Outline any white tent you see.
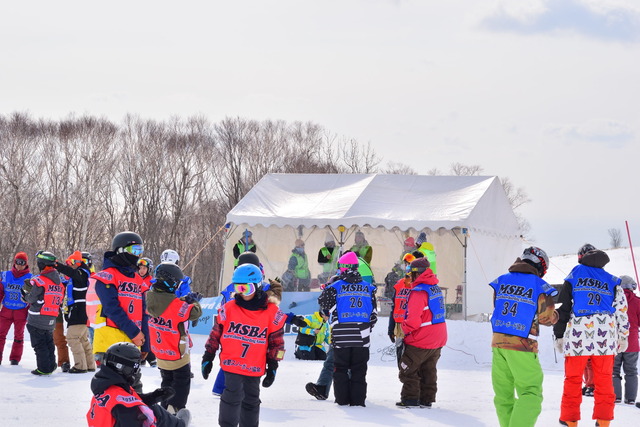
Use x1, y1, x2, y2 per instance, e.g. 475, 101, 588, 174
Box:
223, 173, 523, 319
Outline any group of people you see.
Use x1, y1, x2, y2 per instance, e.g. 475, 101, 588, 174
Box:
0, 232, 202, 426
489, 243, 638, 427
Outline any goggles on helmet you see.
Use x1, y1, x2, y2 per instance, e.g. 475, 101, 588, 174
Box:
234, 283, 256, 296
137, 258, 151, 267
119, 244, 144, 257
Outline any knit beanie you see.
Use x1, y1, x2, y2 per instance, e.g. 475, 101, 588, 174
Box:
338, 252, 359, 272
620, 275, 637, 291
416, 232, 427, 246
404, 237, 415, 247
409, 257, 430, 274
15, 252, 28, 262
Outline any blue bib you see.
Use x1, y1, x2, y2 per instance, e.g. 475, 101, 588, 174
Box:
412, 283, 446, 324
490, 272, 556, 338
330, 280, 375, 323
565, 265, 618, 317
1, 271, 32, 310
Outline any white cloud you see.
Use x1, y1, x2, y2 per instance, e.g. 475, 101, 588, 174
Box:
545, 118, 635, 146
481, 0, 640, 42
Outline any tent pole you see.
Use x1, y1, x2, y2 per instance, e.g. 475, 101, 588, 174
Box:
463, 229, 468, 321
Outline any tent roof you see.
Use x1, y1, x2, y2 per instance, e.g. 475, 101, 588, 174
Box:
227, 173, 520, 235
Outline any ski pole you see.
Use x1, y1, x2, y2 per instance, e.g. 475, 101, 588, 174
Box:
625, 221, 639, 286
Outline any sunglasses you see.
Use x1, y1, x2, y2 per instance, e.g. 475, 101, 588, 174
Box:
15, 259, 26, 266
234, 283, 256, 296
120, 244, 144, 257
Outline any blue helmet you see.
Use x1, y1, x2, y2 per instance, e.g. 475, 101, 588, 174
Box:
232, 263, 262, 285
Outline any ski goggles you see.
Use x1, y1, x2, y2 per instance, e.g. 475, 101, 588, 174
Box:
137, 258, 151, 267
234, 283, 257, 296
120, 244, 144, 257
14, 259, 26, 266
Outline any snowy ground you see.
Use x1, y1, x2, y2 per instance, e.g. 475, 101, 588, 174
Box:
1, 248, 639, 426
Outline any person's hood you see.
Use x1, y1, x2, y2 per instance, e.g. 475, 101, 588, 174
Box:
508, 258, 541, 276
90, 365, 130, 396
146, 288, 177, 318
412, 269, 439, 286
578, 249, 610, 268
338, 268, 363, 284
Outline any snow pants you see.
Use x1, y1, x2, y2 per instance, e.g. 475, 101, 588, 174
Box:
219, 371, 260, 427
491, 347, 543, 427
160, 363, 192, 411
561, 355, 615, 422
583, 358, 594, 388
613, 351, 638, 403
53, 319, 69, 366
151, 404, 187, 427
27, 324, 56, 373
0, 306, 28, 363
66, 324, 95, 371
398, 344, 441, 404
317, 346, 335, 394
333, 346, 369, 406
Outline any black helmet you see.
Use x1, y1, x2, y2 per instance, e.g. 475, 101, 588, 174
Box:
81, 251, 93, 268
578, 243, 597, 262
237, 251, 260, 268
111, 231, 144, 253
35, 250, 57, 271
521, 246, 549, 278
104, 342, 141, 385
153, 262, 184, 293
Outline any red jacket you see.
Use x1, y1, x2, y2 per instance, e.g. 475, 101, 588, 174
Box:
401, 269, 447, 350
624, 289, 640, 353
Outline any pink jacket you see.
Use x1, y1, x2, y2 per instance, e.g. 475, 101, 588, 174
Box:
401, 269, 447, 349
624, 289, 640, 353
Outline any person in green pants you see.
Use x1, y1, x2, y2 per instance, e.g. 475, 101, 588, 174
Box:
489, 246, 559, 427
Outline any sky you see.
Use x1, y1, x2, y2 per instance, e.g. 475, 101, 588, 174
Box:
1, 0, 639, 256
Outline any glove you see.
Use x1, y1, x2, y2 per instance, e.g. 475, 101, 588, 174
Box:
291, 316, 308, 328
139, 387, 176, 406
389, 333, 395, 343
285, 312, 296, 324
554, 338, 564, 354
262, 360, 278, 388
183, 292, 203, 304
618, 337, 629, 353
202, 352, 215, 380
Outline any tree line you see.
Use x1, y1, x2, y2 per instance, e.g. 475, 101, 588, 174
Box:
0, 112, 530, 295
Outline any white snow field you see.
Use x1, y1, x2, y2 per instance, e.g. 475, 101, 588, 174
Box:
1, 247, 639, 426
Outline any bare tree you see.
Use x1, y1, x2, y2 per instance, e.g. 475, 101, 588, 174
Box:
383, 161, 417, 175
450, 162, 483, 176
608, 228, 623, 249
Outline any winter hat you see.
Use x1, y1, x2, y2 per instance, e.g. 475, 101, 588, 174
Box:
620, 275, 637, 291
295, 239, 305, 248
409, 257, 430, 274
14, 252, 28, 262
325, 233, 335, 244
416, 232, 428, 246
404, 237, 415, 247
577, 243, 596, 262
338, 251, 359, 272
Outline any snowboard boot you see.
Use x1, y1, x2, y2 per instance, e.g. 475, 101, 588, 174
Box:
68, 367, 87, 374
305, 383, 328, 400
10, 360, 19, 365
596, 420, 611, 427
176, 408, 191, 426
559, 420, 577, 427
61, 362, 71, 373
420, 401, 432, 408
396, 399, 420, 408
582, 387, 594, 397
31, 369, 53, 376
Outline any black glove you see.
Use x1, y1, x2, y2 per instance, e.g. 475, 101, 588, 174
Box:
202, 352, 215, 380
262, 360, 278, 388
139, 387, 175, 406
291, 316, 308, 328
184, 292, 203, 304
389, 334, 395, 343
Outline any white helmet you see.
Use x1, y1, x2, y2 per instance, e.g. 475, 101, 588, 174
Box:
160, 249, 180, 265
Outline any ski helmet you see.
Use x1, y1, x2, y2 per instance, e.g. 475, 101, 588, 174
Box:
232, 263, 263, 285
153, 262, 184, 293
104, 342, 141, 385
338, 251, 359, 272
111, 231, 144, 256
160, 249, 180, 265
81, 251, 93, 268
521, 246, 549, 277
237, 251, 260, 268
137, 257, 153, 273
577, 243, 597, 262
35, 250, 57, 271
